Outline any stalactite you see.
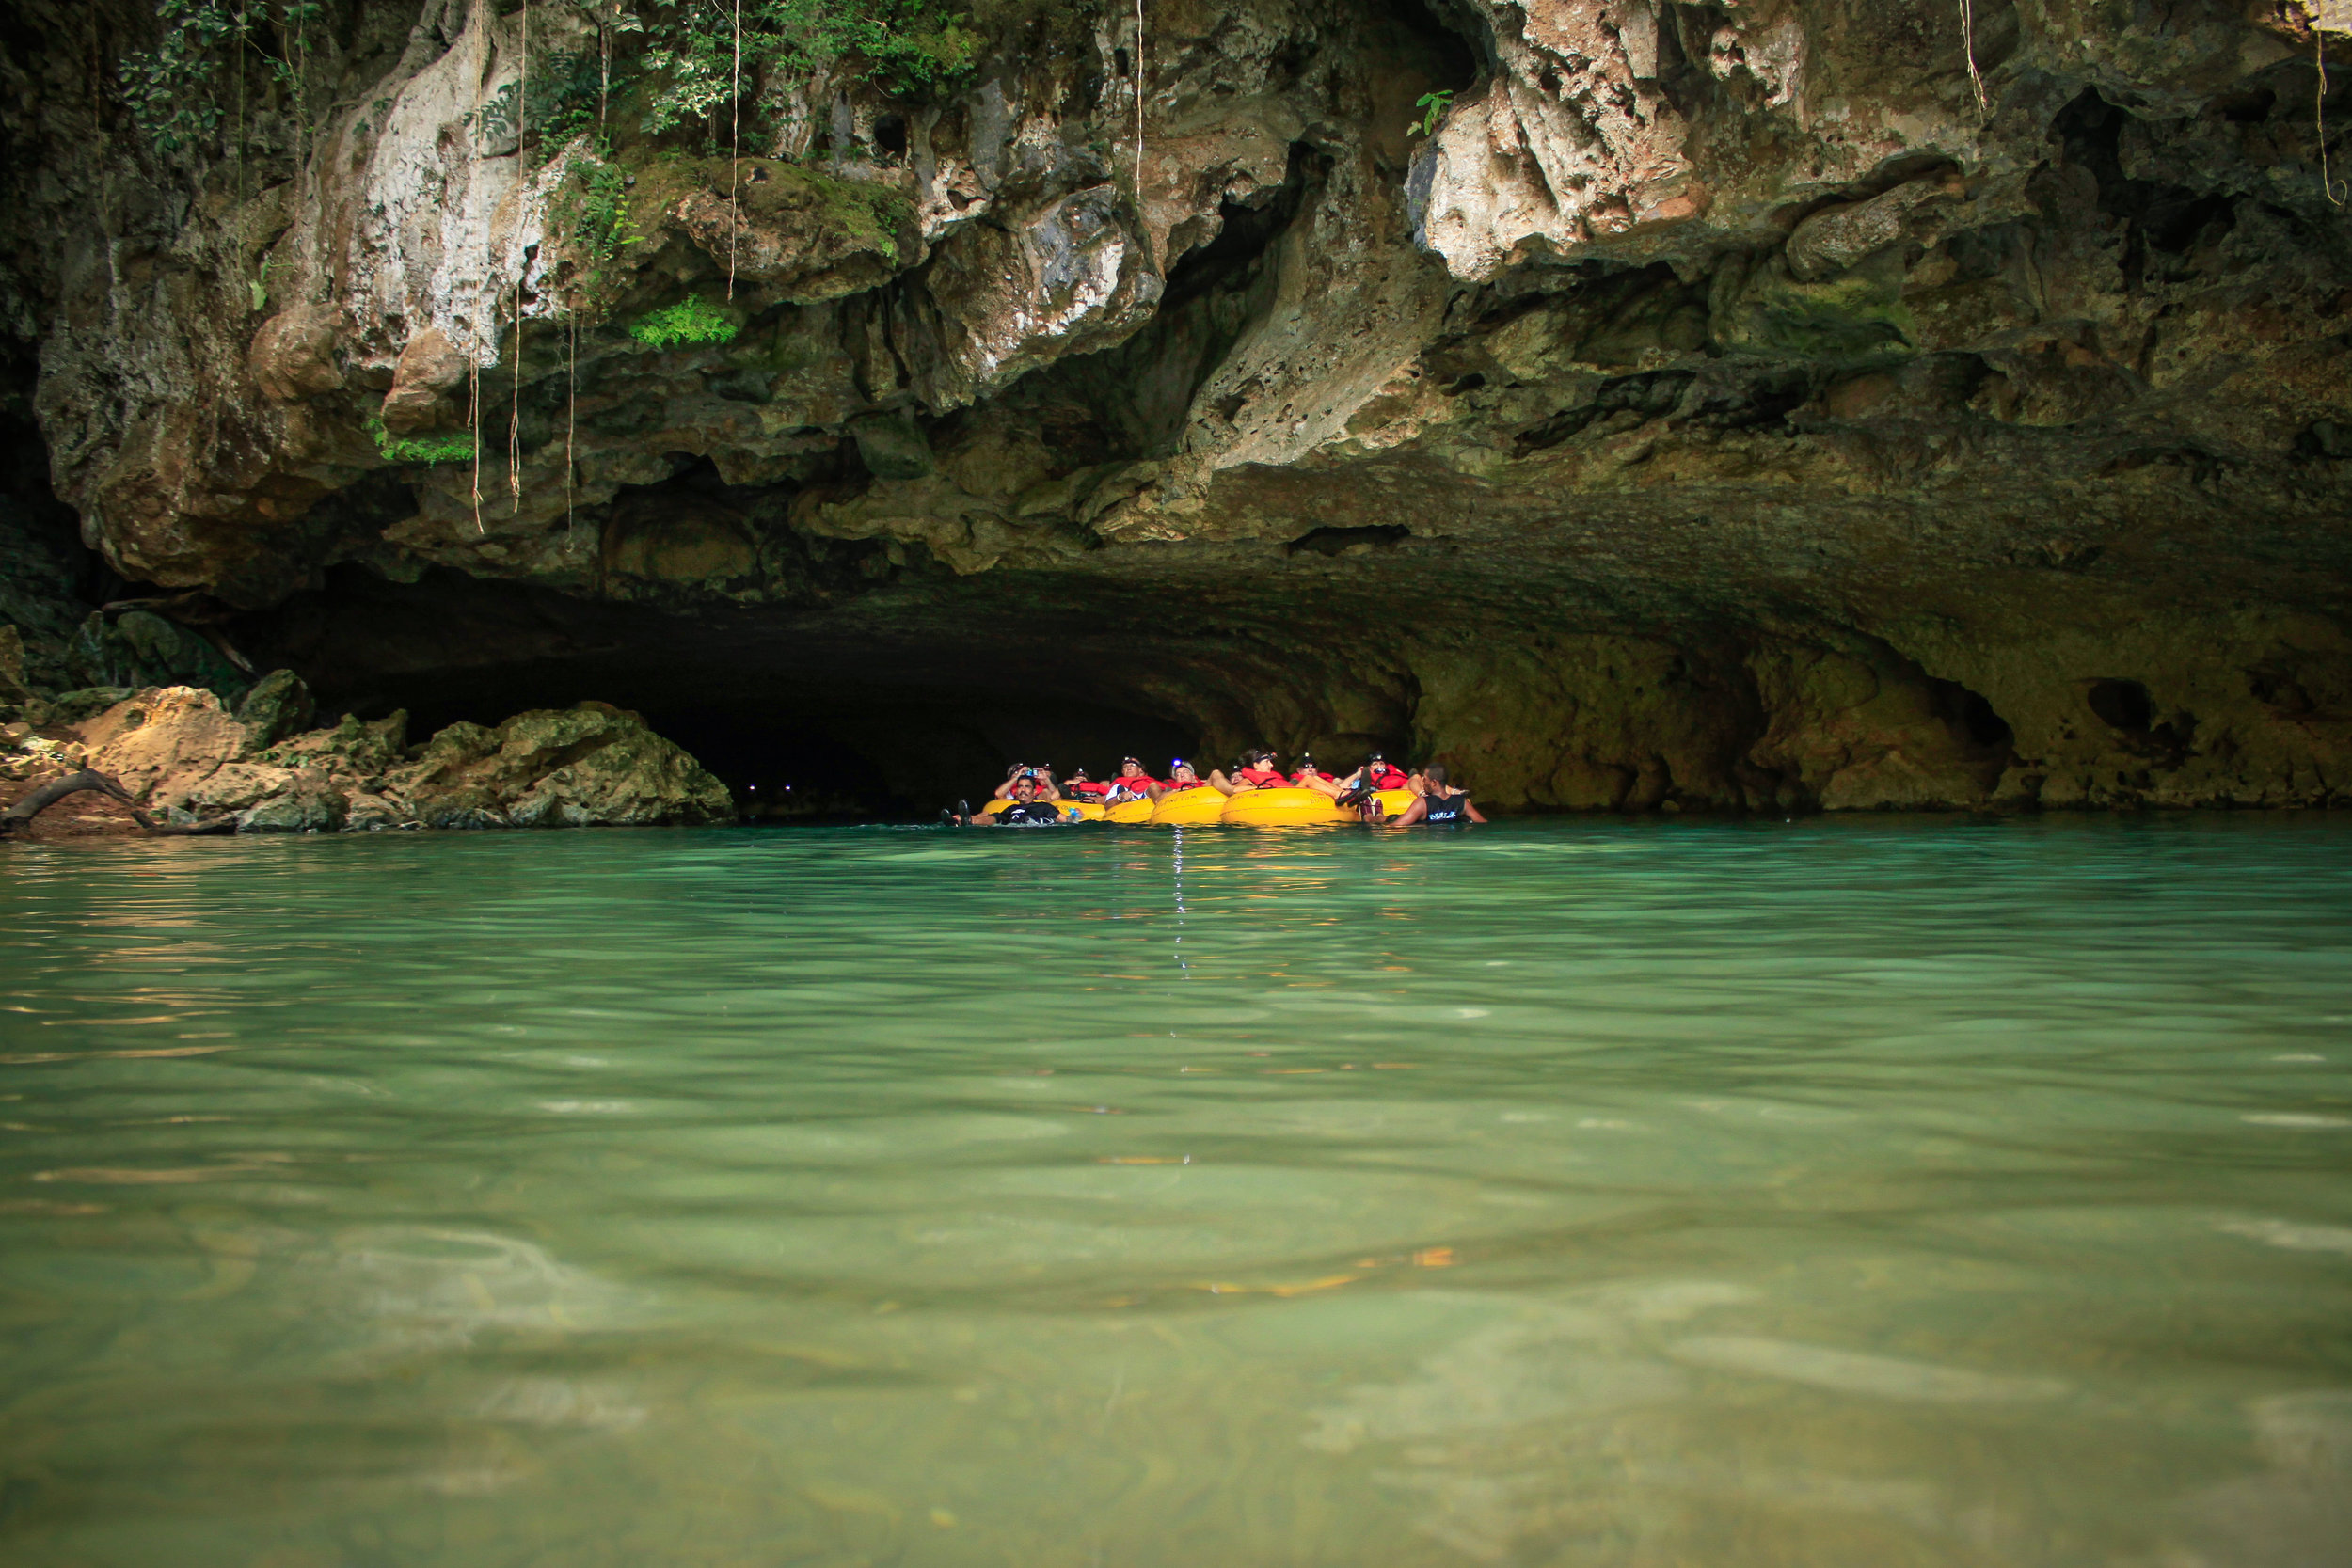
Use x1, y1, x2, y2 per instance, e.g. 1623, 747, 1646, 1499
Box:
1135, 0, 1146, 196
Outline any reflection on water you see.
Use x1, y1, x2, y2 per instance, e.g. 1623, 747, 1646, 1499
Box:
1, 817, 2348, 1566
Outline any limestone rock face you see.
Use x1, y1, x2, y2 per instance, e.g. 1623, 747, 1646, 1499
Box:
381, 703, 734, 828
77, 686, 256, 802
247, 301, 347, 404
2, 1, 2349, 812
378, 328, 471, 435
23, 677, 729, 832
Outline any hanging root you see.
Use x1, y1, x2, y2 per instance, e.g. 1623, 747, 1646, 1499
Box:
469, 358, 484, 531
1959, 0, 1988, 119
2323, 21, 2349, 206
1, 770, 238, 839
727, 0, 743, 301
510, 0, 530, 512
564, 309, 577, 540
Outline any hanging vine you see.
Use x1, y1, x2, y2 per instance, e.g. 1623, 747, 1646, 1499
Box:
564, 309, 578, 539
469, 5, 487, 534
511, 0, 531, 514
1959, 0, 1988, 119
727, 0, 742, 300
2321, 16, 2348, 206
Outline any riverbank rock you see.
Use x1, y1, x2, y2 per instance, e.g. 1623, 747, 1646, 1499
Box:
380, 703, 735, 829
0, 674, 731, 835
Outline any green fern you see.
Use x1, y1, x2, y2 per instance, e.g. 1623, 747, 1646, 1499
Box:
628, 294, 739, 348
365, 416, 476, 466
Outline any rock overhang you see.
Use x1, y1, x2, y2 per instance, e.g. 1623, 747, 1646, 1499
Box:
0, 0, 2345, 813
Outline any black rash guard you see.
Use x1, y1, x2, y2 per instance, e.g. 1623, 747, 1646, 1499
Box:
1422, 791, 1470, 824
998, 800, 1067, 825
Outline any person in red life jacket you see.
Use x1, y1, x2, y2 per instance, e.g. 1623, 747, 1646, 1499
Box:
1381, 764, 1486, 826
1063, 768, 1113, 800
1291, 752, 1339, 786
1332, 752, 1411, 805
1098, 757, 1159, 801
1146, 759, 1204, 800
1212, 749, 1287, 795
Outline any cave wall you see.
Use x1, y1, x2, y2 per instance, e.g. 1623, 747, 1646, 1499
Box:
2, 0, 2349, 810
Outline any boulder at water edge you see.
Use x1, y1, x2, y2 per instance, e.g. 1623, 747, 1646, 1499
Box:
26, 678, 732, 832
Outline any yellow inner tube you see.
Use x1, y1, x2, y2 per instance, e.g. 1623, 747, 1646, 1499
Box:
1220, 786, 1351, 826
1371, 787, 1418, 816
1149, 786, 1227, 825
1103, 797, 1155, 823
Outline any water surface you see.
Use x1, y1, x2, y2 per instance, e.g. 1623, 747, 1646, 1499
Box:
2, 818, 2348, 1566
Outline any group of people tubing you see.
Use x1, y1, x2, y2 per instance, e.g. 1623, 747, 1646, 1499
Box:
945, 750, 1486, 827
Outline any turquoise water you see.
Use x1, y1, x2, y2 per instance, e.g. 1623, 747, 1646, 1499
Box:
1, 817, 2348, 1567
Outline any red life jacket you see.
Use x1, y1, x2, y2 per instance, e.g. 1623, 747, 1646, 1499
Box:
1112, 773, 1161, 793
1290, 769, 1334, 785
1068, 779, 1112, 797
1237, 767, 1285, 787
1366, 765, 1408, 790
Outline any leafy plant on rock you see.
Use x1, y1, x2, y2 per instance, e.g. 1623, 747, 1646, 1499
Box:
118, 0, 325, 157
628, 294, 739, 348
555, 150, 641, 268
1407, 89, 1454, 138
637, 0, 980, 141
365, 417, 476, 467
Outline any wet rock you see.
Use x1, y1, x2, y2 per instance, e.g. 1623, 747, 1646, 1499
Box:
343, 792, 404, 832
238, 773, 349, 833
411, 786, 511, 831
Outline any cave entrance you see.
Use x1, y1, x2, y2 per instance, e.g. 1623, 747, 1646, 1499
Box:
246, 566, 1203, 823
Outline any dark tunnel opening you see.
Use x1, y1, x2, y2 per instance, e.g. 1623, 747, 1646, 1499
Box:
243, 565, 1204, 822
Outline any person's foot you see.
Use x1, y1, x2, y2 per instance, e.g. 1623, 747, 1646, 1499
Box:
939, 807, 955, 827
